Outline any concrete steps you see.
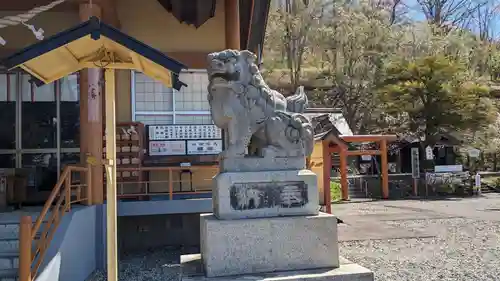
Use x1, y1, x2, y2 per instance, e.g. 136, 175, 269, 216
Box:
348, 187, 366, 199
348, 182, 367, 199
0, 221, 22, 281
0, 210, 44, 281
0, 269, 18, 281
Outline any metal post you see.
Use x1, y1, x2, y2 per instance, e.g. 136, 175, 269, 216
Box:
104, 68, 118, 281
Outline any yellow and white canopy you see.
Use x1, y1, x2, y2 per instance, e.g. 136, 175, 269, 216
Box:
2, 16, 186, 90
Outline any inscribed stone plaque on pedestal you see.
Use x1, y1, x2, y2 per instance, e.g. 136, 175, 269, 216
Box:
230, 181, 308, 210
212, 169, 319, 220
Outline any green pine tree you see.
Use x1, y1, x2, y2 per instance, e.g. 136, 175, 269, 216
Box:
377, 55, 497, 146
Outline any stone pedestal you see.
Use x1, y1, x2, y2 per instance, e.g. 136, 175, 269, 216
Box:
181, 255, 374, 281
200, 213, 339, 277
212, 169, 319, 220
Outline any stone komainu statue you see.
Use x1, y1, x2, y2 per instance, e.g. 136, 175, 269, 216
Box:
206, 49, 314, 159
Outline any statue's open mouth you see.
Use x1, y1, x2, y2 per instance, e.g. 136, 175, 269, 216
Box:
209, 71, 240, 82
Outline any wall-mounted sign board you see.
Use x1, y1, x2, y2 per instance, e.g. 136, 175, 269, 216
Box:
148, 124, 222, 140
187, 140, 223, 155
149, 140, 186, 156
146, 124, 224, 156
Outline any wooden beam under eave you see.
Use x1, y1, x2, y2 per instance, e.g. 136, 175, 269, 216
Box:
346, 150, 380, 156
59, 47, 80, 67
130, 52, 144, 72
18, 64, 48, 84
340, 135, 398, 143
81, 62, 136, 69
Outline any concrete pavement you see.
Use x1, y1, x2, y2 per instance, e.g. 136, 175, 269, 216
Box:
333, 193, 500, 241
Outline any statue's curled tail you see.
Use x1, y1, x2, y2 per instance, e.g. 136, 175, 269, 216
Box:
286, 86, 308, 113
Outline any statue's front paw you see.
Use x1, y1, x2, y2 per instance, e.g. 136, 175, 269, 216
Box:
220, 148, 245, 159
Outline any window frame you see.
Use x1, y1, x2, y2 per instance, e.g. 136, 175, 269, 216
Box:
131, 69, 212, 124
0, 71, 80, 176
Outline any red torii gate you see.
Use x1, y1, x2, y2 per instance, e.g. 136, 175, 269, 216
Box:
320, 132, 397, 213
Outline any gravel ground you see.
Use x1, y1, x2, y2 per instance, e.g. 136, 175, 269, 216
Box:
86, 247, 182, 281
87, 199, 500, 281
340, 218, 500, 281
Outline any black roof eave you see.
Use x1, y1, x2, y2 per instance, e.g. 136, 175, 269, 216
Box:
240, 0, 271, 54
314, 128, 350, 147
2, 16, 187, 90
249, 0, 271, 55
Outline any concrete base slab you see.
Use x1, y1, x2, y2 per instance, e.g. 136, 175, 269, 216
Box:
213, 169, 319, 220
181, 254, 373, 281
337, 219, 436, 242
200, 213, 338, 277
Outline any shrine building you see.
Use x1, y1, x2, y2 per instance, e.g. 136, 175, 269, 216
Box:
0, 1, 271, 280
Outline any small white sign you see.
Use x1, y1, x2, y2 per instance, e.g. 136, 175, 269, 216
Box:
361, 155, 372, 161
187, 140, 223, 155
434, 165, 463, 173
149, 140, 186, 156
425, 146, 434, 160
474, 173, 481, 188
468, 148, 480, 158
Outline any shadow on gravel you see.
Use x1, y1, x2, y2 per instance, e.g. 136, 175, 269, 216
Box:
387, 197, 465, 201
340, 195, 487, 203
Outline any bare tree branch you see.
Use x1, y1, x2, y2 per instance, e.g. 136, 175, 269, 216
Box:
475, 0, 500, 41
416, 0, 489, 31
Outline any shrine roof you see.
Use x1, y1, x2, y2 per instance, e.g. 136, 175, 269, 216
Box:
2, 16, 187, 90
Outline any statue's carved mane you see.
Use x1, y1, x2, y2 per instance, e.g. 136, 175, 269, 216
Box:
208, 50, 281, 111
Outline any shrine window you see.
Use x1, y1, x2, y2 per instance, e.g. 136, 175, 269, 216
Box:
131, 70, 212, 125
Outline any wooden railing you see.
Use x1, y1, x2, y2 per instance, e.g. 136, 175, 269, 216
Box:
19, 164, 91, 281
116, 166, 218, 199
18, 165, 215, 281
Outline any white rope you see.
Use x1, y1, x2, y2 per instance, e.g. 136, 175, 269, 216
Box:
0, 0, 67, 45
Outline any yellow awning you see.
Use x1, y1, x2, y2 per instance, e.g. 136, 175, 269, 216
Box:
2, 16, 186, 90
